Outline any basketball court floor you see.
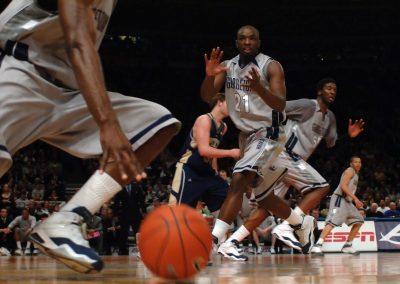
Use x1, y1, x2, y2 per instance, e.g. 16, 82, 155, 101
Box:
0, 253, 399, 283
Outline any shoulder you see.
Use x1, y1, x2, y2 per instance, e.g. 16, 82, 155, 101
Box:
193, 114, 212, 130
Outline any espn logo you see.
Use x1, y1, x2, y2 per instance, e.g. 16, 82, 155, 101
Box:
325, 232, 375, 242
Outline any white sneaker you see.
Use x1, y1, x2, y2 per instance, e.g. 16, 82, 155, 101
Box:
269, 247, 276, 254
310, 243, 324, 256
29, 208, 103, 273
217, 240, 248, 261
293, 215, 316, 254
272, 223, 302, 252
341, 243, 359, 255
14, 248, 23, 256
255, 246, 263, 254
31, 249, 39, 256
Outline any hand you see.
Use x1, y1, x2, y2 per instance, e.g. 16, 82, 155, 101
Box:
3, 228, 11, 234
242, 67, 263, 93
230, 148, 241, 159
348, 119, 365, 138
204, 47, 228, 77
99, 121, 147, 182
355, 199, 363, 209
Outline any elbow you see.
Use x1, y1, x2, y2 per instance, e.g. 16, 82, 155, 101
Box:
198, 147, 210, 158
274, 101, 286, 113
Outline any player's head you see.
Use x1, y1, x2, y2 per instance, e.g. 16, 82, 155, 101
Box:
0, 208, 7, 217
349, 156, 362, 172
316, 77, 337, 106
236, 25, 261, 57
210, 92, 228, 116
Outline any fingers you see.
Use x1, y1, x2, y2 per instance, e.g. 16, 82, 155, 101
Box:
204, 53, 209, 64
98, 149, 110, 174
99, 148, 146, 182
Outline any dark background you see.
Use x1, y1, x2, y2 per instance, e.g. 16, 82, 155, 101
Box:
1, 0, 399, 185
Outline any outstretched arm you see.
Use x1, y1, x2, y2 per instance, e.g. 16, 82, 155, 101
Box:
194, 115, 240, 159
200, 47, 228, 103
58, 0, 145, 181
348, 119, 365, 138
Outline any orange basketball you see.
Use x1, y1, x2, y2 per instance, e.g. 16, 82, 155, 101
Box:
138, 204, 212, 280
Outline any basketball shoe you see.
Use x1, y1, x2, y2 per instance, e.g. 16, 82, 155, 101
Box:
29, 207, 103, 273
310, 243, 324, 256
273, 215, 316, 254
217, 240, 248, 261
341, 243, 359, 255
294, 215, 316, 254
272, 222, 302, 252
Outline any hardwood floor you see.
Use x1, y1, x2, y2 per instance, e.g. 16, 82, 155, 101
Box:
0, 253, 399, 283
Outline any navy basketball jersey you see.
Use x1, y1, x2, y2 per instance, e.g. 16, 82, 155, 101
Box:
179, 113, 225, 173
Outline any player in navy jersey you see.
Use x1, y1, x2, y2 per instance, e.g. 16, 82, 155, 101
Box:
168, 93, 240, 213
0, 0, 180, 272
200, 25, 315, 261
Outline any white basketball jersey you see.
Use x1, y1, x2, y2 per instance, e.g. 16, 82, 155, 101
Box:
333, 167, 359, 201
0, 0, 117, 89
284, 99, 337, 160
224, 53, 286, 133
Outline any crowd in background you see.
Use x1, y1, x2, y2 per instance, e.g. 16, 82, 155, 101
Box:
1, 0, 400, 254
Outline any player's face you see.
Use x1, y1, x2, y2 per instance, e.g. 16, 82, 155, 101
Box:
220, 100, 229, 117
318, 83, 337, 106
350, 157, 362, 173
236, 28, 260, 56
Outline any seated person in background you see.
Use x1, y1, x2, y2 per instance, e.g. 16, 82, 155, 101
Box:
5, 208, 37, 255
366, 203, 384, 218
383, 202, 400, 218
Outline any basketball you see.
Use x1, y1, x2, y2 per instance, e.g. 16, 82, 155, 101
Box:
138, 204, 212, 280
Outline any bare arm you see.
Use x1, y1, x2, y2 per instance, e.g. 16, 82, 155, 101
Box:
200, 47, 228, 103
340, 168, 363, 208
243, 61, 286, 112
58, 0, 144, 181
193, 115, 240, 159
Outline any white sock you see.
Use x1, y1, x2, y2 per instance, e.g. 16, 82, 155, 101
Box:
285, 209, 303, 226
26, 241, 31, 249
62, 170, 122, 214
17, 241, 21, 249
317, 238, 324, 245
212, 219, 231, 244
227, 225, 250, 243
294, 206, 305, 216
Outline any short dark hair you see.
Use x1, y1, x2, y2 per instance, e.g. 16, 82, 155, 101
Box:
350, 155, 361, 162
316, 77, 336, 92
209, 92, 226, 109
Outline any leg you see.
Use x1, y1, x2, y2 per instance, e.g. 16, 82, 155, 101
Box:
29, 125, 178, 273
341, 223, 363, 255
298, 186, 330, 213
217, 171, 255, 225
14, 229, 23, 255
347, 223, 362, 243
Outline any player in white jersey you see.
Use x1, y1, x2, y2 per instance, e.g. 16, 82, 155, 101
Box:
200, 25, 315, 261
221, 78, 365, 256
311, 156, 364, 256
0, 0, 180, 272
